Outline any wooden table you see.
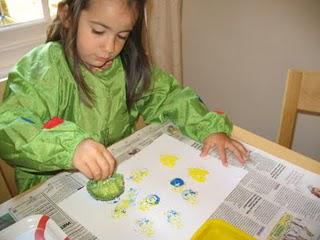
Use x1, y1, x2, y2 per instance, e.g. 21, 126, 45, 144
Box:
1, 124, 320, 239
232, 126, 320, 174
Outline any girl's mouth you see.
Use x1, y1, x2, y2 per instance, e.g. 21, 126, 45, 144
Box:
96, 56, 111, 62
89, 58, 113, 72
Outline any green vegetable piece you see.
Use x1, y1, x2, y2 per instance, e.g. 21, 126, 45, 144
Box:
86, 173, 125, 201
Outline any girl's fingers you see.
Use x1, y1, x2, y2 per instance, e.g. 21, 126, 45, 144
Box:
232, 140, 248, 156
96, 154, 111, 180
72, 140, 118, 180
227, 142, 246, 164
200, 134, 249, 166
81, 162, 94, 179
87, 158, 102, 180
218, 144, 227, 166
200, 142, 211, 157
102, 150, 116, 177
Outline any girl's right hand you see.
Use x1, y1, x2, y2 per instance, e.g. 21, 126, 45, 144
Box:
73, 139, 116, 180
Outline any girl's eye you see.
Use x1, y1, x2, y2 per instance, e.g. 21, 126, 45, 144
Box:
92, 29, 104, 35
117, 34, 129, 40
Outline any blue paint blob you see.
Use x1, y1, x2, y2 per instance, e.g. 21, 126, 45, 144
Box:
170, 178, 185, 187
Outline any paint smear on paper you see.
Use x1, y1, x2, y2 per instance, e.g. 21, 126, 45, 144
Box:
112, 188, 138, 219
129, 168, 149, 183
160, 154, 179, 168
181, 189, 198, 204
138, 194, 160, 212
134, 218, 155, 237
164, 209, 182, 229
188, 168, 209, 183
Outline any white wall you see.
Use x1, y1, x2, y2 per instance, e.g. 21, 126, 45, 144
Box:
182, 0, 320, 160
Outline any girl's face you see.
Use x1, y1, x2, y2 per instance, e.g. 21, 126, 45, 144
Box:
77, 0, 136, 72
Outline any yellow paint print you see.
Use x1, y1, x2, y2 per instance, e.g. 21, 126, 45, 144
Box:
160, 154, 179, 168
112, 199, 130, 219
111, 188, 138, 219
129, 169, 149, 183
188, 168, 209, 183
135, 218, 155, 237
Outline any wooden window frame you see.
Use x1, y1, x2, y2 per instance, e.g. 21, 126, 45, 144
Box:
0, 0, 53, 78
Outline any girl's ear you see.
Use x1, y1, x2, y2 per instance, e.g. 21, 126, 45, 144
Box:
58, 2, 71, 28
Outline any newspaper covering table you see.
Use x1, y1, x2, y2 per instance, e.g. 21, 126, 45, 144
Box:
0, 122, 319, 239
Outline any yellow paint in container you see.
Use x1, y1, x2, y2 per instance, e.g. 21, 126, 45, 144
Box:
192, 219, 256, 240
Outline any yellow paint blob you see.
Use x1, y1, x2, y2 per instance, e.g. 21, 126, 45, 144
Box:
188, 168, 209, 183
160, 154, 179, 168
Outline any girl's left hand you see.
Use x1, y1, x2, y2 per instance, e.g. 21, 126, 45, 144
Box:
200, 133, 248, 166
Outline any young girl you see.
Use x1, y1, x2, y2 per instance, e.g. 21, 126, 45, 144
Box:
0, 0, 247, 193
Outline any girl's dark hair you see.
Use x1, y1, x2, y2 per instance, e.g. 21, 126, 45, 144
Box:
46, 0, 151, 109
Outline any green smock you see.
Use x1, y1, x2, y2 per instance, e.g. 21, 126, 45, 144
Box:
0, 42, 232, 192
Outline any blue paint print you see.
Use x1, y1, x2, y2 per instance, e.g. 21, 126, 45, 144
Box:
164, 209, 182, 229
146, 194, 160, 205
138, 194, 160, 212
127, 188, 139, 205
182, 189, 198, 204
170, 178, 185, 187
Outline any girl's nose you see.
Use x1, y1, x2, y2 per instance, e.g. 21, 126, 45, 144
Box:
103, 37, 115, 55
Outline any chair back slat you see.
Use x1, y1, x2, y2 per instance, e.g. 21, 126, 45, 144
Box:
298, 72, 320, 114
0, 79, 6, 101
277, 69, 320, 149
0, 78, 18, 200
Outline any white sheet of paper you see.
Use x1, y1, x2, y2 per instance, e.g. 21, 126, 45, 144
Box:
59, 134, 247, 239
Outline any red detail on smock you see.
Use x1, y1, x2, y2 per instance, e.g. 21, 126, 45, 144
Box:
43, 117, 64, 129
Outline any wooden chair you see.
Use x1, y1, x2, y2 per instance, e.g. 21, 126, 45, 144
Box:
0, 79, 18, 203
277, 69, 320, 148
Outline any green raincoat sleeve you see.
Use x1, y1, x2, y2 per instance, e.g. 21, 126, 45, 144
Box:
0, 44, 90, 190
135, 68, 233, 142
